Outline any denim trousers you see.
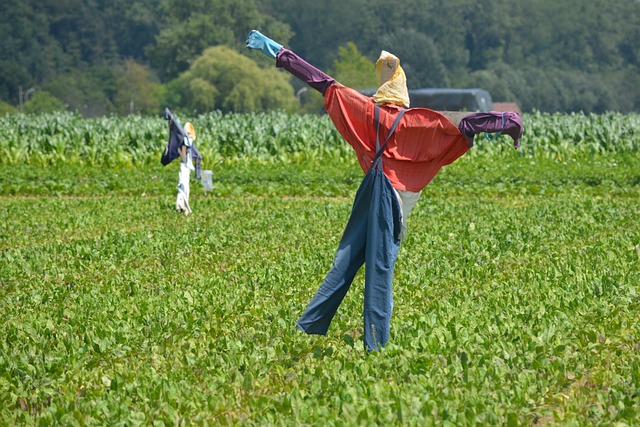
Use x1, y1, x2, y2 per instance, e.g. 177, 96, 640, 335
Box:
296, 166, 402, 351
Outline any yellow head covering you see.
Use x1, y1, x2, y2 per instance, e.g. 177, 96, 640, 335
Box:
372, 51, 410, 108
184, 122, 196, 141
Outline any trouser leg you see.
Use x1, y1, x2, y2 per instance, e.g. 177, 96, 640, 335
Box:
297, 170, 401, 351
363, 174, 401, 352
296, 179, 372, 334
176, 162, 192, 215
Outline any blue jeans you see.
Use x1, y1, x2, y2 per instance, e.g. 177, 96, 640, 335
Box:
296, 167, 402, 351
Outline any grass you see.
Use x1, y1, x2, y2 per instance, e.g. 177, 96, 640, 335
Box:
1, 150, 639, 426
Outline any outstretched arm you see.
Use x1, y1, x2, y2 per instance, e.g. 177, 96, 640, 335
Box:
246, 30, 336, 95
458, 111, 523, 148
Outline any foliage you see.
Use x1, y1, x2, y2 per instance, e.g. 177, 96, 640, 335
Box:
147, 0, 293, 81
330, 43, 379, 90
167, 46, 299, 114
297, 90, 325, 116
252, 0, 640, 114
0, 100, 17, 115
379, 28, 450, 89
1, 114, 639, 424
0, 1, 58, 101
0, 112, 166, 167
41, 67, 118, 117
294, 41, 378, 116
114, 60, 162, 116
1, 111, 639, 168
0, 0, 161, 100
23, 91, 66, 115
1, 0, 639, 114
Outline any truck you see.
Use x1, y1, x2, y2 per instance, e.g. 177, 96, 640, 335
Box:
358, 88, 493, 112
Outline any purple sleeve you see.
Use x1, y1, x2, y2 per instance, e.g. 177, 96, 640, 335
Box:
275, 48, 337, 95
458, 111, 523, 148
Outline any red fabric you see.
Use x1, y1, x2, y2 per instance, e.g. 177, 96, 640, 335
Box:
324, 84, 471, 192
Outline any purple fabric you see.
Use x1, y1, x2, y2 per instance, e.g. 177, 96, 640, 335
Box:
276, 48, 337, 95
458, 111, 523, 148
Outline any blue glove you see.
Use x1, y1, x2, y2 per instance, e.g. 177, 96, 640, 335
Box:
246, 30, 283, 59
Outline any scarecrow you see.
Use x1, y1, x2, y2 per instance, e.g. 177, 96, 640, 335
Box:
246, 30, 523, 351
161, 108, 203, 215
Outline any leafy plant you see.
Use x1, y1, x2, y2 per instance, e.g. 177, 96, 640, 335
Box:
1, 112, 639, 425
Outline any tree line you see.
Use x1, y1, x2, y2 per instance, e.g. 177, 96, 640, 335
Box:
1, 0, 638, 116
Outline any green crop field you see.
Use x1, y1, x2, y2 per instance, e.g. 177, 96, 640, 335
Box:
1, 111, 639, 426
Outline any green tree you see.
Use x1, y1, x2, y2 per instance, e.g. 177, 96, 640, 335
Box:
1, 0, 638, 114
379, 28, 450, 89
0, 1, 45, 103
462, 0, 512, 71
114, 60, 161, 115
100, 0, 162, 60
460, 62, 526, 105
0, 100, 16, 115
329, 42, 378, 89
23, 91, 65, 114
261, 0, 378, 69
0, 0, 160, 108
168, 45, 298, 113
293, 41, 378, 115
147, 0, 292, 81
372, 0, 470, 81
42, 67, 117, 117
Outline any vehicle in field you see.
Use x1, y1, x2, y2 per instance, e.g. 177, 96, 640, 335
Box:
358, 87, 493, 112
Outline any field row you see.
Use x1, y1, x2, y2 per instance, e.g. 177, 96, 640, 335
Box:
1, 111, 639, 166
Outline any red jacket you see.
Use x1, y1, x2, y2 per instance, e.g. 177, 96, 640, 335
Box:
324, 84, 470, 192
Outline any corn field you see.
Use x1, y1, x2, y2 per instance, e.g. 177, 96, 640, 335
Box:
1, 111, 639, 167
